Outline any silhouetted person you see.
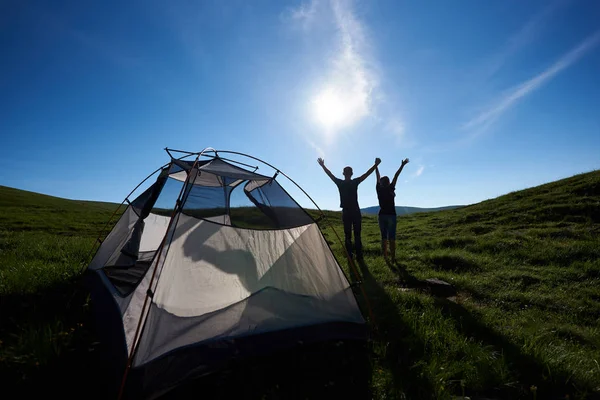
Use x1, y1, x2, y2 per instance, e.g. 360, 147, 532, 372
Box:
318, 157, 381, 260
375, 158, 409, 262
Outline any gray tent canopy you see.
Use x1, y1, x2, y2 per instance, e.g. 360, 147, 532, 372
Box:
85, 148, 367, 399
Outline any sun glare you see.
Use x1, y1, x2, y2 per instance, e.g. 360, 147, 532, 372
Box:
312, 88, 346, 130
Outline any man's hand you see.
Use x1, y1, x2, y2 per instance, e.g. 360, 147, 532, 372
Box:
402, 158, 409, 166
375, 157, 381, 166
317, 158, 325, 167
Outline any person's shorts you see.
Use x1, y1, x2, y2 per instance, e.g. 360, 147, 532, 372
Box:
378, 214, 397, 240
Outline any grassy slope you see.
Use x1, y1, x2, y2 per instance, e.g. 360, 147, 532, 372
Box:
0, 186, 120, 393
0, 186, 118, 293
1, 171, 599, 399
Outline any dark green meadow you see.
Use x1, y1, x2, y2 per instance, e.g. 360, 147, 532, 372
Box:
1, 170, 599, 399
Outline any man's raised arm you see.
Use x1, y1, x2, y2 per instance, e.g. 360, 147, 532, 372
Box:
375, 164, 381, 184
391, 158, 409, 187
317, 158, 338, 183
358, 158, 382, 183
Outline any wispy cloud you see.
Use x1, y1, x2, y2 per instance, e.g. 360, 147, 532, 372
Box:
285, 0, 381, 140
307, 139, 326, 159
414, 165, 424, 177
29, 4, 142, 71
385, 119, 405, 139
464, 30, 600, 133
480, 0, 565, 81
383, 118, 417, 148
317, 0, 377, 136
281, 0, 319, 29
69, 29, 141, 70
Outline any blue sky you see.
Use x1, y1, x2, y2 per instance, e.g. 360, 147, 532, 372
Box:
1, 0, 599, 210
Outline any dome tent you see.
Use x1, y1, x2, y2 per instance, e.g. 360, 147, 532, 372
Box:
84, 148, 367, 399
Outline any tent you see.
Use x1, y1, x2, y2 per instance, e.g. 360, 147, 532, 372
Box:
84, 148, 367, 399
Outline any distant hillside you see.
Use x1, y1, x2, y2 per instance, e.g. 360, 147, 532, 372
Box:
361, 205, 465, 216
0, 185, 119, 237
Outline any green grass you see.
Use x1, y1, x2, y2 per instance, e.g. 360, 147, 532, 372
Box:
1, 170, 600, 399
0, 186, 119, 394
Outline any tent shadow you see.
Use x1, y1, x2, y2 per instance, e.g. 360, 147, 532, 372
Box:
162, 339, 371, 400
0, 276, 115, 400
356, 258, 437, 399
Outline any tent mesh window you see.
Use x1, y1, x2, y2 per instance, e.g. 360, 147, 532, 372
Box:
231, 179, 313, 229
183, 178, 314, 230
104, 176, 183, 296
181, 174, 233, 224
151, 177, 184, 216
178, 158, 313, 230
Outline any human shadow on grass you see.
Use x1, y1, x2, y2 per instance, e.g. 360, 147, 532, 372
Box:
379, 260, 599, 400
356, 258, 437, 399
432, 294, 600, 400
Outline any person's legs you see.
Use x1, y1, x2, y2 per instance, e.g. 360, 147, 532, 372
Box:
342, 209, 354, 257
378, 215, 389, 258
353, 210, 363, 259
388, 216, 397, 262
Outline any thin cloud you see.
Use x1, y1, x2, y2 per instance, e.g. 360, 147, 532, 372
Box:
307, 139, 326, 159
481, 0, 565, 81
285, 0, 409, 149
28, 4, 141, 71
385, 119, 405, 139
282, 0, 319, 28
464, 30, 600, 133
414, 165, 424, 177
286, 0, 379, 137
69, 29, 141, 70
383, 118, 417, 148
321, 0, 377, 134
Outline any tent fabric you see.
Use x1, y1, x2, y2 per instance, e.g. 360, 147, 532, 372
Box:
150, 215, 352, 317
85, 153, 366, 399
89, 206, 139, 270
134, 287, 363, 367
138, 213, 170, 252
169, 157, 270, 184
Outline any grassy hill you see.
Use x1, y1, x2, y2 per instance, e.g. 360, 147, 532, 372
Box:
1, 170, 599, 399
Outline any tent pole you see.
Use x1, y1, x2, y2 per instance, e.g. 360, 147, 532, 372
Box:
166, 148, 260, 171
117, 154, 202, 400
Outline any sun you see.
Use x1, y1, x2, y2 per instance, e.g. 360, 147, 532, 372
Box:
312, 87, 346, 130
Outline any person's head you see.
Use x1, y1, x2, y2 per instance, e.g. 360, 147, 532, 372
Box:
380, 176, 390, 186
343, 166, 353, 179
